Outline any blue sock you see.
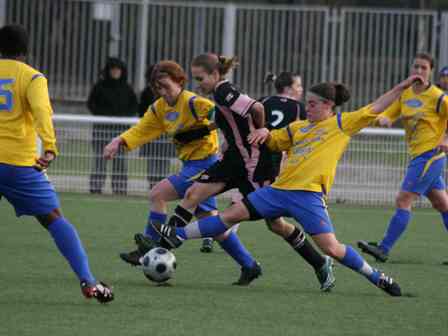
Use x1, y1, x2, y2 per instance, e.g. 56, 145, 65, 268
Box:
380, 208, 411, 254
176, 227, 187, 240
341, 245, 364, 271
341, 245, 380, 285
218, 231, 255, 268
47, 217, 96, 284
144, 211, 167, 240
198, 215, 229, 237
441, 211, 448, 231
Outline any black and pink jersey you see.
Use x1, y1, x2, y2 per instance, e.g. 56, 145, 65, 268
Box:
260, 95, 306, 130
213, 80, 274, 183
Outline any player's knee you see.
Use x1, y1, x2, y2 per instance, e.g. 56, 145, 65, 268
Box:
266, 220, 286, 236
184, 185, 201, 204
395, 195, 413, 209
431, 198, 448, 212
36, 208, 62, 229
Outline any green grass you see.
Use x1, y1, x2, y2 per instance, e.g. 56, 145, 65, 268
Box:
1, 194, 447, 336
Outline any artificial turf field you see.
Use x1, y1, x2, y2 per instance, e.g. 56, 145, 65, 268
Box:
1, 193, 447, 336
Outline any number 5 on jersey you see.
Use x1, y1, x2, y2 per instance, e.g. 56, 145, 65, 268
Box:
0, 78, 14, 111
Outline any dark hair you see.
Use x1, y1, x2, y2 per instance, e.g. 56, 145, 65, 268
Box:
0, 24, 28, 57
265, 71, 300, 94
150, 60, 187, 89
145, 64, 156, 82
191, 53, 238, 77
414, 52, 435, 69
309, 82, 350, 106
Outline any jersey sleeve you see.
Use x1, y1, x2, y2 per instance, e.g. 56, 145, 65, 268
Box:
26, 75, 59, 155
338, 104, 378, 136
120, 103, 165, 150
266, 121, 300, 152
436, 94, 448, 119
214, 81, 256, 117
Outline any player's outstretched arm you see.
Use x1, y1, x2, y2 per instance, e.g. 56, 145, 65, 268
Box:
370, 75, 424, 114
174, 122, 218, 144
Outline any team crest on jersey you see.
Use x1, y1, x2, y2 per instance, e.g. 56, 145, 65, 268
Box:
300, 124, 316, 133
225, 93, 234, 102
404, 99, 423, 108
165, 111, 180, 121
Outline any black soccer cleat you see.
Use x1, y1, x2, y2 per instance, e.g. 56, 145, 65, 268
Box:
200, 238, 214, 253
120, 233, 159, 266
232, 262, 262, 286
358, 240, 388, 262
151, 222, 184, 249
80, 281, 114, 303
119, 249, 144, 266
376, 272, 402, 297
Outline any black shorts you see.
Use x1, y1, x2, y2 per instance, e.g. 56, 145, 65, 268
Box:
196, 156, 271, 197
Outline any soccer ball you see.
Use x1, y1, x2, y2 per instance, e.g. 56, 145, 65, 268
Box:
142, 247, 177, 283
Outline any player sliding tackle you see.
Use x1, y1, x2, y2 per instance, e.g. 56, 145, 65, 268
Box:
149, 75, 425, 296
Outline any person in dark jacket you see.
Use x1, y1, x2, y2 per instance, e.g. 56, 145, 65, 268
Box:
88, 57, 138, 195
138, 65, 176, 187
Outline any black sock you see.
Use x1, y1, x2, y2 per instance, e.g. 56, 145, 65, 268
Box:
285, 227, 325, 270
168, 205, 194, 227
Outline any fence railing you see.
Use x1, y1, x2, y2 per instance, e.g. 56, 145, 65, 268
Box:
48, 114, 437, 207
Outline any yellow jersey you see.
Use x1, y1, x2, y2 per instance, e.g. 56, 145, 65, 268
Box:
268, 105, 377, 194
121, 90, 219, 161
380, 85, 448, 158
0, 59, 57, 166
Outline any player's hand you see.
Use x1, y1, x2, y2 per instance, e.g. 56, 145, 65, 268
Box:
398, 75, 425, 90
377, 116, 392, 128
437, 134, 448, 153
248, 128, 270, 145
103, 137, 124, 160
34, 151, 56, 171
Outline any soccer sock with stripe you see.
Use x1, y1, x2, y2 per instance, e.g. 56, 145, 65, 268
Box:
144, 211, 167, 241
47, 217, 96, 285
285, 227, 325, 270
380, 208, 411, 254
179, 215, 229, 239
218, 230, 256, 268
340, 245, 380, 285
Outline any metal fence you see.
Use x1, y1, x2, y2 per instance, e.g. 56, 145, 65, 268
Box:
3, 0, 447, 110
48, 115, 438, 207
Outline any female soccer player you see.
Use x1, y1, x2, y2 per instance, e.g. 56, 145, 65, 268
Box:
142, 54, 335, 289
104, 60, 261, 278
0, 24, 113, 303
358, 53, 448, 263
200, 71, 306, 253
153, 74, 425, 296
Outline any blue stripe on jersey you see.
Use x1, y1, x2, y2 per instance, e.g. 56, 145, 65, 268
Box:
150, 104, 156, 114
188, 96, 198, 120
436, 93, 446, 114
336, 112, 343, 130
31, 73, 44, 81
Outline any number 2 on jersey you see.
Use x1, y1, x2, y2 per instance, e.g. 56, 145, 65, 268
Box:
0, 78, 14, 112
270, 110, 285, 127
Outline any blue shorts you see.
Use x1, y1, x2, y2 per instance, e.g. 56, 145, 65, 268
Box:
0, 163, 60, 217
247, 186, 333, 235
168, 155, 218, 214
401, 149, 446, 196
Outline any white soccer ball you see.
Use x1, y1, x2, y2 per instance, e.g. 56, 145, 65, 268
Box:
142, 247, 177, 283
